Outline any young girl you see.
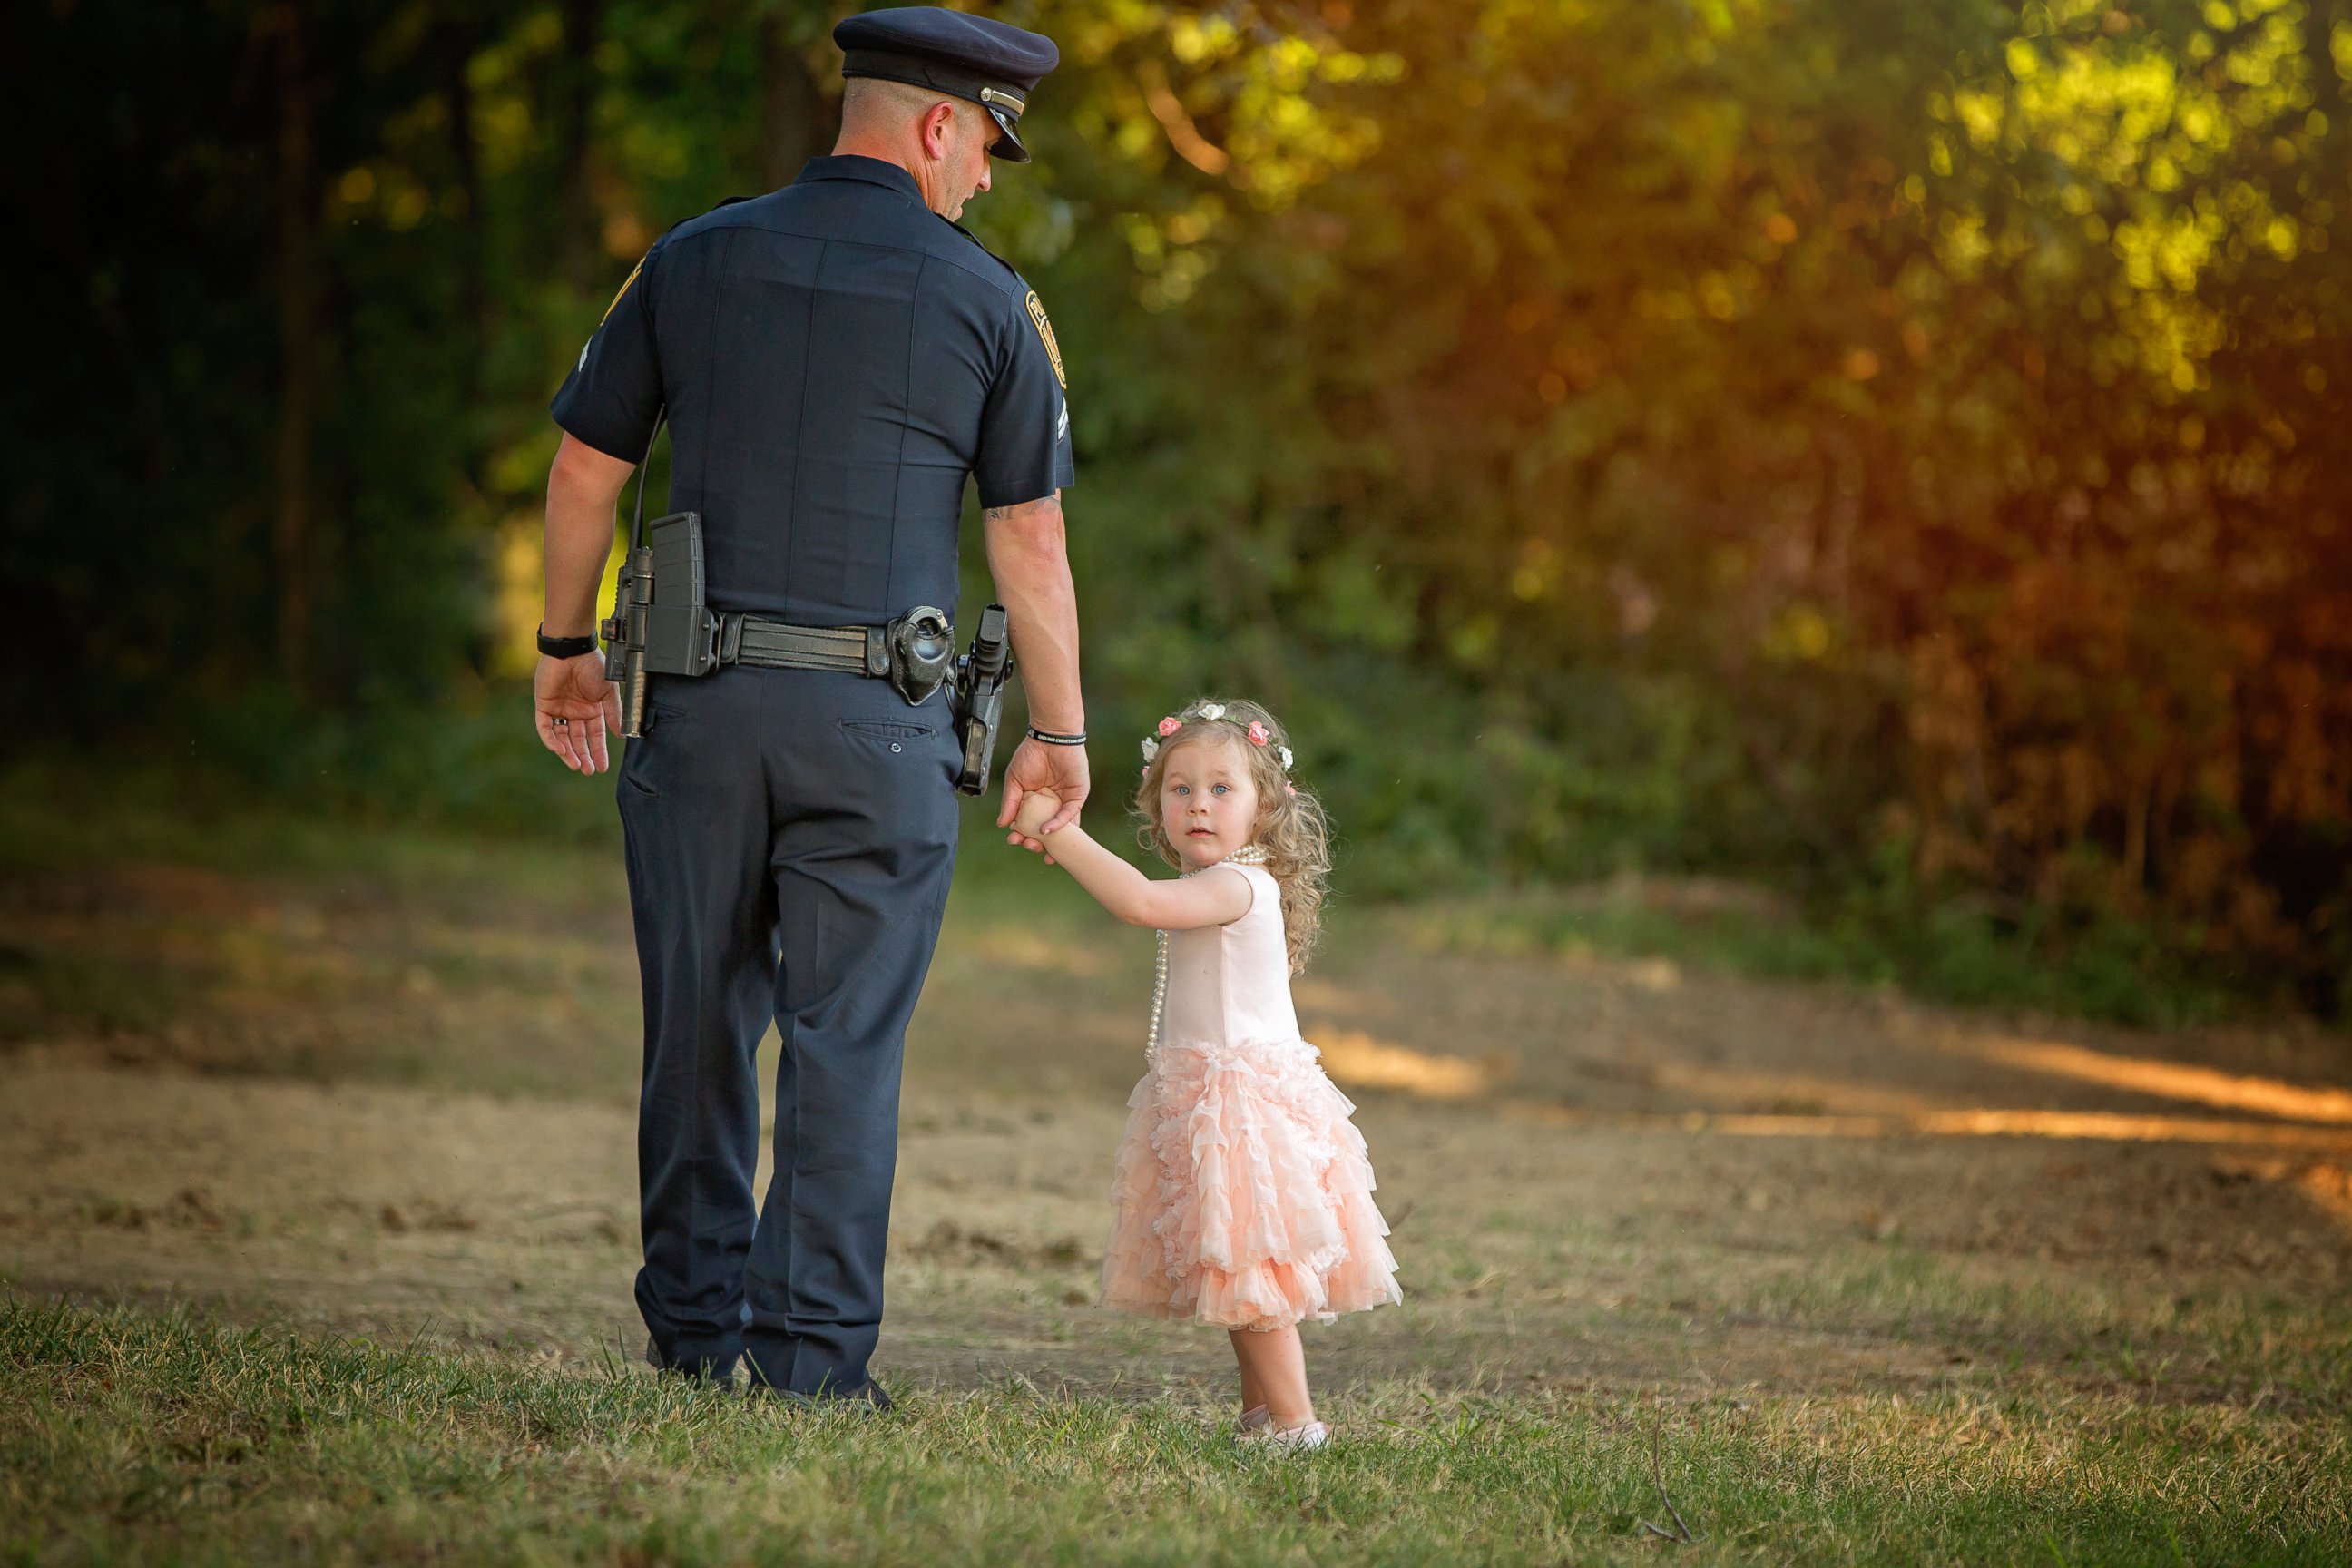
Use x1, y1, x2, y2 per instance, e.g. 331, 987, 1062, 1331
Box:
1010, 698, 1402, 1450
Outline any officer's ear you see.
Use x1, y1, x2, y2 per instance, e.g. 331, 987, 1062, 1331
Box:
917, 99, 960, 162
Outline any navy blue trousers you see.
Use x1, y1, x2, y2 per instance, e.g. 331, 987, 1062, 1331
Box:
616, 664, 960, 1393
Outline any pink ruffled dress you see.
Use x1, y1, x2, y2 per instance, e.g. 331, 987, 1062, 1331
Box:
1098, 860, 1404, 1331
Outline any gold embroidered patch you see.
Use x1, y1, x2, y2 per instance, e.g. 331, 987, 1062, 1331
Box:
1024, 289, 1066, 389
601, 259, 644, 324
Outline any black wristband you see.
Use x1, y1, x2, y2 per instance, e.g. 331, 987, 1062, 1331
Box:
1025, 726, 1088, 746
537, 624, 599, 659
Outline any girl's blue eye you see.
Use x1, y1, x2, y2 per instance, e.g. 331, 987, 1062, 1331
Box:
1211, 784, 1229, 795
1172, 785, 1189, 795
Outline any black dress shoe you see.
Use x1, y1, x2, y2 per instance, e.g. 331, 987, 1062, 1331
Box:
746, 1377, 895, 1413
644, 1336, 739, 1389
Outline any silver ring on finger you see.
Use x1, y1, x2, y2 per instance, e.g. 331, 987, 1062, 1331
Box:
554, 718, 569, 728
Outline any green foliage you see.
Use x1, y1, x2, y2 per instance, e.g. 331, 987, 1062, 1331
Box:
15, 0, 2348, 1011
71, 688, 627, 849
1025, 0, 2352, 1007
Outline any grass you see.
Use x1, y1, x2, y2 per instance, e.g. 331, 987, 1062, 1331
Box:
9, 741, 2352, 1563
0, 750, 1107, 1097
1730, 1247, 2352, 1409
1401, 874, 2280, 1033
4, 1298, 2347, 1566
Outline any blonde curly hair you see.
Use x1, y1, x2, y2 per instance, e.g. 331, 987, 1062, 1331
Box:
1132, 697, 1330, 975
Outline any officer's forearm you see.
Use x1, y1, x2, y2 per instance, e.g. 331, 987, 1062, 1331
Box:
983, 494, 1083, 733
543, 433, 636, 638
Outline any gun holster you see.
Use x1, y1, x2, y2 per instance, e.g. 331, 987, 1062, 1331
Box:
602, 414, 718, 738
602, 506, 714, 739
950, 603, 1014, 797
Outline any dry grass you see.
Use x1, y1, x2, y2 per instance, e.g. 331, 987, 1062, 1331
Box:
5, 789, 2352, 1561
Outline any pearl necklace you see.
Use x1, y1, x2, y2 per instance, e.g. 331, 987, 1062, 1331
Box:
1146, 844, 1270, 1056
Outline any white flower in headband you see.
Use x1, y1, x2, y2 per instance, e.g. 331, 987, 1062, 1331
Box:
1141, 736, 1160, 762
1196, 702, 1226, 721
1278, 745, 1293, 770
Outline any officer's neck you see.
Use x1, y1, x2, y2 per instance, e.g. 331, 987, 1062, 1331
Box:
828, 134, 954, 218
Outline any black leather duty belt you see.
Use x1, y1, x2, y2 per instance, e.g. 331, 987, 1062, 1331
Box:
717, 614, 893, 678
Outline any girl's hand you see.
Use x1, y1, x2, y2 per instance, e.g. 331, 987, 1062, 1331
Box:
998, 736, 1089, 847
1012, 787, 1062, 840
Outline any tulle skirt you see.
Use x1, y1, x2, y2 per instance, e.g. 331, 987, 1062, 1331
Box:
1099, 1034, 1404, 1332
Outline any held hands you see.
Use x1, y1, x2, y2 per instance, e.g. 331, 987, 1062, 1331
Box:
997, 734, 1088, 857
1006, 785, 1065, 863
1012, 787, 1060, 840
534, 652, 623, 774
1002, 785, 1067, 869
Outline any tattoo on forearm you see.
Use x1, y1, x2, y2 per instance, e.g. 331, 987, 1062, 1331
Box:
984, 505, 1012, 523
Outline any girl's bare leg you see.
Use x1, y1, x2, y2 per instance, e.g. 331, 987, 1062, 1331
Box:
1237, 1357, 1267, 1419
1229, 1325, 1314, 1428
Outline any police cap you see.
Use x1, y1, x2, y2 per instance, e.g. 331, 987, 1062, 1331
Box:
835, 6, 1058, 164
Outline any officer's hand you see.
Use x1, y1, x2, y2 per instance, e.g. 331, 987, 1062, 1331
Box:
534, 652, 622, 774
999, 737, 1088, 853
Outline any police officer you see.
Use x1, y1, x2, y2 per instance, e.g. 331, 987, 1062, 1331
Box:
528, 6, 1087, 1405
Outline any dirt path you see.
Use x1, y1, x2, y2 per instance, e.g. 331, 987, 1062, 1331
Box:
5, 840, 2349, 1405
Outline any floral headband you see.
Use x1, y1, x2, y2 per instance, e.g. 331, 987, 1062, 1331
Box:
1140, 702, 1298, 794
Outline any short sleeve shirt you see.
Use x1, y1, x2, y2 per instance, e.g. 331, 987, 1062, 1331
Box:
550, 156, 1074, 625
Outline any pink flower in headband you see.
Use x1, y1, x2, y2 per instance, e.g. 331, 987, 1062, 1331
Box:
1156, 716, 1181, 738
1246, 721, 1270, 746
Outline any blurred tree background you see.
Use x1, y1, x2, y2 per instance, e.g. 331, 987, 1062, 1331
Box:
11, 0, 2348, 1018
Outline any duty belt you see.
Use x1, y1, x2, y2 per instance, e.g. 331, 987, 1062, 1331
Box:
717, 614, 892, 678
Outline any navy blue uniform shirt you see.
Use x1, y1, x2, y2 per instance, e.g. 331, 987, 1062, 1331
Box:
551, 155, 1074, 626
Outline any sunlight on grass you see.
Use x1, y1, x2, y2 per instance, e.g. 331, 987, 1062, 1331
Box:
1964, 1035, 2352, 1125
4, 1299, 2346, 1565
1314, 1028, 1502, 1100
1504, 1101, 2352, 1157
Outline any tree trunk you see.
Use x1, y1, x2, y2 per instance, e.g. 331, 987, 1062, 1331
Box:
556, 0, 603, 289
759, 5, 828, 191
2307, 1, 2347, 126
441, 15, 487, 366
440, 6, 491, 513
273, 0, 316, 688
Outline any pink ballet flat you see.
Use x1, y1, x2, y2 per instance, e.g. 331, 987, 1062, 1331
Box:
1237, 1403, 1270, 1435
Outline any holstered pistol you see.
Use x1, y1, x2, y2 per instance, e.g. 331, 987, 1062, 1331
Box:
952, 604, 1014, 796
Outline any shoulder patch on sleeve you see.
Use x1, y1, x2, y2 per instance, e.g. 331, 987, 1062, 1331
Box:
600, 257, 644, 325
1024, 290, 1066, 390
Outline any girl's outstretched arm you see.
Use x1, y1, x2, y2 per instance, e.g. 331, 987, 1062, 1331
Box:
1013, 794, 1251, 931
